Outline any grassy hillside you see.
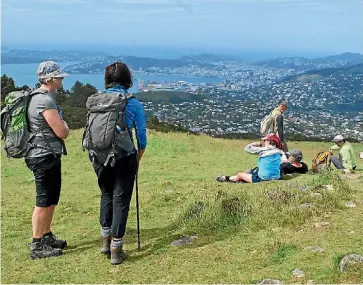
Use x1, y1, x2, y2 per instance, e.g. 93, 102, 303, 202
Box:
1, 130, 363, 284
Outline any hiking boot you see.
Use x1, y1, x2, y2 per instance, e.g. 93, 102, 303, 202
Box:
100, 236, 111, 254
42, 233, 67, 249
30, 242, 62, 260
216, 176, 228, 182
110, 245, 128, 265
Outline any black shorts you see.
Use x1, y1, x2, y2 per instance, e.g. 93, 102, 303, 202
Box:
25, 154, 62, 207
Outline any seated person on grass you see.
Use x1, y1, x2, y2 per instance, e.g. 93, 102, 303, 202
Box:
329, 134, 357, 173
216, 133, 284, 183
280, 149, 308, 175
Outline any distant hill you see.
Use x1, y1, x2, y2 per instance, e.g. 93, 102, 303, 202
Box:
280, 63, 363, 82
64, 55, 215, 74
256, 53, 363, 71
1, 50, 107, 64
324, 52, 363, 61
180, 53, 243, 62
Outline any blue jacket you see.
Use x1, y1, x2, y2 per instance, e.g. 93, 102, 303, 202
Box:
257, 154, 281, 180
106, 86, 147, 150
244, 143, 283, 180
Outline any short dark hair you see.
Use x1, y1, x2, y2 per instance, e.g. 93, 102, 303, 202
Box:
269, 140, 278, 147
105, 61, 133, 89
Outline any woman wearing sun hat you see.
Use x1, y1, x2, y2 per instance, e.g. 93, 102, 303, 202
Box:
26, 61, 70, 259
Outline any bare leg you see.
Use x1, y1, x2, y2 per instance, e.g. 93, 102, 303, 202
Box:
230, 172, 253, 183
32, 206, 50, 239
43, 205, 56, 234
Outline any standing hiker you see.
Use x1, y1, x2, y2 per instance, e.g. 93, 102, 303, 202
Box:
83, 61, 147, 265
329, 134, 357, 173
25, 61, 69, 259
260, 100, 288, 152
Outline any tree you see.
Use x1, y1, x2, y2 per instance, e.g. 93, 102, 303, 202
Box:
1, 74, 16, 103
68, 81, 97, 108
1, 74, 29, 107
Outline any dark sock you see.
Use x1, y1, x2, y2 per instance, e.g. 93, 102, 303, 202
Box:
43, 231, 52, 237
225, 176, 230, 181
32, 237, 42, 243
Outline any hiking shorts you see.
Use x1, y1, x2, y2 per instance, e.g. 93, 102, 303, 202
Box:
251, 168, 263, 183
25, 154, 62, 207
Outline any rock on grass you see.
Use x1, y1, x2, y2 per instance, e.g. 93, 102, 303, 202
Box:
339, 254, 363, 272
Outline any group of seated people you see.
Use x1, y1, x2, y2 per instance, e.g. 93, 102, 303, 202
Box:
216, 133, 358, 184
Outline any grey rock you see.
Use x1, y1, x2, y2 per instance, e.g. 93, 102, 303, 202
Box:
292, 268, 305, 278
299, 203, 313, 209
171, 234, 198, 246
311, 193, 323, 199
345, 202, 357, 208
259, 279, 283, 284
314, 221, 330, 228
339, 254, 363, 272
305, 246, 324, 253
324, 185, 334, 191
298, 185, 312, 192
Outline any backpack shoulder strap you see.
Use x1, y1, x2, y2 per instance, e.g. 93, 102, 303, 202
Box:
29, 88, 47, 97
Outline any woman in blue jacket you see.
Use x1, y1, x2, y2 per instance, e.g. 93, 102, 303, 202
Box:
95, 62, 147, 265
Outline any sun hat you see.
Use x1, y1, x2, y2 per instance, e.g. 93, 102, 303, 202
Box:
36, 61, 70, 79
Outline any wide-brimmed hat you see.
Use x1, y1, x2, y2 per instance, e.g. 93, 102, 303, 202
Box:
36, 61, 70, 79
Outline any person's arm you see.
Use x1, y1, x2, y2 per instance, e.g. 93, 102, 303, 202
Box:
43, 109, 69, 139
329, 144, 340, 150
133, 101, 147, 161
280, 162, 295, 175
340, 147, 353, 170
280, 152, 288, 163
275, 114, 284, 141
244, 142, 264, 155
138, 149, 145, 161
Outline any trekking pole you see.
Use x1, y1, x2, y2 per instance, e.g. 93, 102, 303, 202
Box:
135, 161, 141, 250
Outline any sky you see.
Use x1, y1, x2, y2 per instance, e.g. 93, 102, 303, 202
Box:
1, 0, 363, 57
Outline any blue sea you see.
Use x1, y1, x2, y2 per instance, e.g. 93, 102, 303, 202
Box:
1, 62, 222, 93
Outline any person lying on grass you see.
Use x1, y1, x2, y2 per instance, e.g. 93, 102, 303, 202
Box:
216, 133, 284, 183
280, 149, 308, 175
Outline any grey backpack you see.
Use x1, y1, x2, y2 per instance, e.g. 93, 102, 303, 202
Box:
82, 92, 136, 166
260, 113, 275, 136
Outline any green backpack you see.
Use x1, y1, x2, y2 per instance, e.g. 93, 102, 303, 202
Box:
0, 89, 45, 158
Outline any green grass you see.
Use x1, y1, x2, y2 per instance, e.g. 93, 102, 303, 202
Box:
1, 130, 363, 284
